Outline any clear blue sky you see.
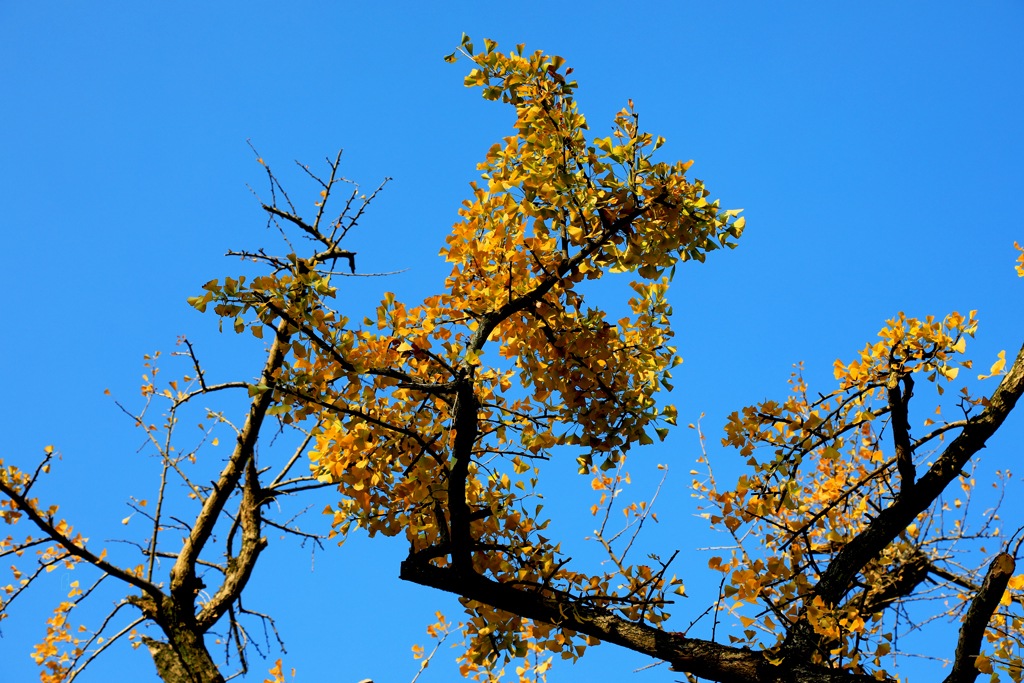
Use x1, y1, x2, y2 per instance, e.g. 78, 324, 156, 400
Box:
2, 3, 1023, 682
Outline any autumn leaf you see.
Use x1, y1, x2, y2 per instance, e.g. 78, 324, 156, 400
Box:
978, 350, 1007, 380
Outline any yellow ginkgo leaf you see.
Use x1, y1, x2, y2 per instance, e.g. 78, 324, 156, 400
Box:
977, 350, 1007, 380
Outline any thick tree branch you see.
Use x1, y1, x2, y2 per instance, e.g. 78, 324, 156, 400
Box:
815, 342, 1024, 607
262, 204, 329, 247
888, 373, 915, 495
399, 560, 888, 683
196, 453, 268, 631
169, 319, 289, 605
943, 552, 1015, 683
448, 381, 479, 574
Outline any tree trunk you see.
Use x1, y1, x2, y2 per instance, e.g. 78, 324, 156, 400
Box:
143, 631, 225, 683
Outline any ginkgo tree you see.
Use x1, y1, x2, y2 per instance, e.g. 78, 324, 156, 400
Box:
3, 35, 1024, 683
0, 145, 378, 683
295, 38, 1024, 683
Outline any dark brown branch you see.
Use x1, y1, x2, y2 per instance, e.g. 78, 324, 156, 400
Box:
310, 149, 343, 234
22, 449, 56, 495
169, 319, 289, 605
67, 615, 146, 682
268, 426, 318, 489
888, 373, 915, 496
448, 381, 480, 573
943, 552, 1015, 683
174, 382, 251, 408
0, 478, 163, 601
276, 386, 442, 462
147, 458, 170, 582
399, 560, 888, 683
913, 419, 971, 450
256, 296, 450, 394
844, 548, 933, 617
814, 342, 1024, 608
196, 449, 268, 631
438, 199, 664, 579
182, 337, 209, 392
336, 176, 391, 240
262, 204, 327, 246
467, 200, 653, 355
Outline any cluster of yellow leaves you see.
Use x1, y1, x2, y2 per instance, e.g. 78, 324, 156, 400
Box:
186, 268, 344, 426
417, 610, 562, 683
0, 447, 109, 682
306, 38, 734, 676
263, 659, 294, 683
28, 598, 93, 683
184, 37, 739, 679
832, 311, 977, 393
699, 309, 1019, 677
307, 40, 734, 507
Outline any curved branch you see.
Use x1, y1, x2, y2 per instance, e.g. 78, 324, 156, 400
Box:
399, 560, 888, 683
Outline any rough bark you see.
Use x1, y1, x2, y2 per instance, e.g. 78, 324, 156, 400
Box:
943, 552, 1015, 683
400, 560, 887, 683
143, 631, 225, 683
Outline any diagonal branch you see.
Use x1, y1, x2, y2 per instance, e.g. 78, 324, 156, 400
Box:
169, 318, 290, 604
262, 205, 329, 247
942, 552, 1015, 683
814, 342, 1024, 608
0, 478, 163, 600
468, 201, 656, 355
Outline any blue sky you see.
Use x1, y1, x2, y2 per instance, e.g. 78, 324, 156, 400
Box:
2, 2, 1023, 682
